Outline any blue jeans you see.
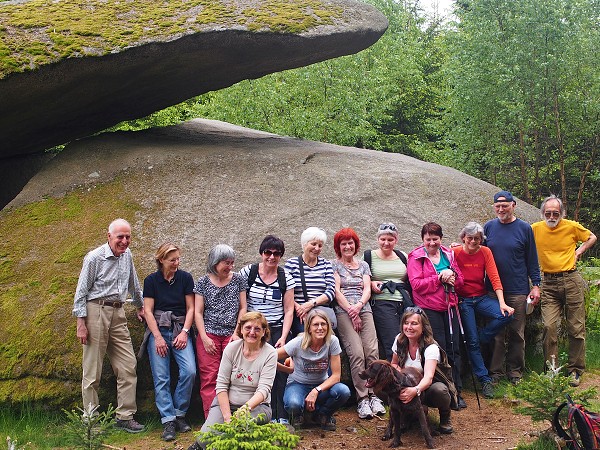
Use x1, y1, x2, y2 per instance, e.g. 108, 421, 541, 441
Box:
459, 295, 513, 383
283, 381, 351, 420
148, 328, 197, 423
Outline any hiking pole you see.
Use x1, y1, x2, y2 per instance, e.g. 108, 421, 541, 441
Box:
444, 283, 481, 410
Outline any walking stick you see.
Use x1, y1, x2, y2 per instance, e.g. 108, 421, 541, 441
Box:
444, 283, 481, 410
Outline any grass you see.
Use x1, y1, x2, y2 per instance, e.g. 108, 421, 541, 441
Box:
0, 403, 64, 449
0, 0, 343, 79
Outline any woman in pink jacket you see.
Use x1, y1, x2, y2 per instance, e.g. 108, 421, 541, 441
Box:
407, 222, 466, 409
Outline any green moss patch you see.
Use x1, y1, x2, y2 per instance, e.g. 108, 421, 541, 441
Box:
0, 0, 343, 79
0, 180, 142, 405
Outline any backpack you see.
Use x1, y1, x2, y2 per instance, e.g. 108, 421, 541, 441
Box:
363, 249, 412, 297
247, 263, 287, 295
553, 394, 600, 450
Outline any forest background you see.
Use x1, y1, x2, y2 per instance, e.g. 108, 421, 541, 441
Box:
108, 0, 600, 254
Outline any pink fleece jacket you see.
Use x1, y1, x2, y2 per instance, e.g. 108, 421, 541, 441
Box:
407, 245, 464, 312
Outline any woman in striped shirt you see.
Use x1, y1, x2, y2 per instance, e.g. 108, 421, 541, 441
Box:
284, 227, 336, 336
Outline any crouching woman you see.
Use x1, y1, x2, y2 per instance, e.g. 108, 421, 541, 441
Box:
188, 312, 277, 450
391, 307, 458, 434
278, 309, 351, 431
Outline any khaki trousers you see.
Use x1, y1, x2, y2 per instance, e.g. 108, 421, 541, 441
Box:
82, 301, 138, 420
541, 271, 587, 374
489, 294, 527, 380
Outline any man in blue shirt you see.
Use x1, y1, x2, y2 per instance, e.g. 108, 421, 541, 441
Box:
484, 191, 541, 384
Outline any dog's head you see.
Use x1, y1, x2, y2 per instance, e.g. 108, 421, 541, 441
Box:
358, 360, 396, 389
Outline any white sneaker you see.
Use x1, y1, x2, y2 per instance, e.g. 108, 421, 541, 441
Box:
357, 398, 373, 419
370, 395, 386, 415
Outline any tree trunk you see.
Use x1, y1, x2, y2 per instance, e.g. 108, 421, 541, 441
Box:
518, 124, 531, 203
552, 90, 567, 210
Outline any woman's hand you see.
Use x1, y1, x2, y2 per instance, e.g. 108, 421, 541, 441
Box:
172, 331, 188, 350
371, 281, 383, 294
399, 386, 418, 404
347, 303, 362, 320
202, 335, 217, 355
351, 315, 363, 333
154, 334, 169, 357
305, 388, 319, 412
439, 269, 455, 285
230, 333, 241, 342
500, 303, 515, 316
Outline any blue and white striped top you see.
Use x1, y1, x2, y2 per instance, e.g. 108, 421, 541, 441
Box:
284, 256, 335, 305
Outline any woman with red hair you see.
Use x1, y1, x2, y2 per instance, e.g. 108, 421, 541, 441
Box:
331, 228, 386, 420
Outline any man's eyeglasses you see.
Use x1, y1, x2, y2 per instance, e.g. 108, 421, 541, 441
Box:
263, 250, 283, 257
544, 211, 561, 219
405, 306, 424, 315
379, 223, 398, 232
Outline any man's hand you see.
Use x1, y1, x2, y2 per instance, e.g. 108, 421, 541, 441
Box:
529, 285, 541, 306
136, 307, 145, 322
77, 317, 88, 345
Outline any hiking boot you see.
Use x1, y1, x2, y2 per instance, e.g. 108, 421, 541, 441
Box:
187, 442, 202, 450
291, 415, 304, 428
457, 394, 467, 409
509, 376, 522, 385
320, 415, 336, 431
161, 421, 176, 441
175, 417, 191, 432
357, 398, 373, 419
439, 411, 453, 434
369, 395, 386, 416
569, 371, 581, 387
482, 381, 495, 399
115, 418, 145, 433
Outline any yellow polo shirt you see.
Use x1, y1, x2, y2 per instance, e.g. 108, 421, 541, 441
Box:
531, 219, 591, 273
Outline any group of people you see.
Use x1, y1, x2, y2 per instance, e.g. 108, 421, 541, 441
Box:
72, 190, 596, 445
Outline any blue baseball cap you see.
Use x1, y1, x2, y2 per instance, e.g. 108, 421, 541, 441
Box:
493, 190, 515, 203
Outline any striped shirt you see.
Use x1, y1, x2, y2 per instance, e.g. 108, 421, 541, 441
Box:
238, 264, 296, 325
72, 243, 143, 318
284, 256, 335, 305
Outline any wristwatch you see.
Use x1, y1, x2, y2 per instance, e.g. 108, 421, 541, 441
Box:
315, 386, 322, 393
182, 328, 190, 334
313, 300, 317, 308
415, 386, 421, 396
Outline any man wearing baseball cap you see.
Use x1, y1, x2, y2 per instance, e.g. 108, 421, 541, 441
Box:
484, 191, 541, 385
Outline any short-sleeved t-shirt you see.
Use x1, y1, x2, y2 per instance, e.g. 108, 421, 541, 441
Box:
331, 260, 372, 314
284, 335, 342, 385
367, 251, 407, 302
193, 272, 248, 336
391, 335, 440, 373
238, 264, 296, 325
143, 269, 194, 316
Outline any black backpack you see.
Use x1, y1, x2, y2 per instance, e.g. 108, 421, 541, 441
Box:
553, 394, 600, 450
363, 249, 412, 297
247, 264, 287, 295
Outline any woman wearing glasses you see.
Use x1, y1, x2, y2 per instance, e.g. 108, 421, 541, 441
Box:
453, 222, 514, 399
238, 235, 296, 425
194, 244, 247, 419
391, 307, 456, 434
141, 243, 196, 441
188, 312, 277, 450
331, 228, 386, 419
277, 309, 351, 431
364, 222, 411, 361
284, 227, 336, 335
407, 222, 466, 408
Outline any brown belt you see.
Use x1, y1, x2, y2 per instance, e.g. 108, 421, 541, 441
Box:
543, 269, 577, 278
89, 299, 123, 308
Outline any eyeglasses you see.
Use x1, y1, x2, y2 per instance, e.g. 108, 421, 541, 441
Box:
544, 211, 561, 218
379, 223, 398, 232
242, 325, 264, 333
263, 250, 283, 257
405, 306, 424, 315
465, 236, 481, 242
311, 322, 328, 329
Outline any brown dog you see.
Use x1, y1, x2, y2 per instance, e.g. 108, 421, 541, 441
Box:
359, 360, 435, 449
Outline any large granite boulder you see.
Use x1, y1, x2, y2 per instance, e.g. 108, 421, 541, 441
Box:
0, 0, 388, 159
0, 119, 540, 409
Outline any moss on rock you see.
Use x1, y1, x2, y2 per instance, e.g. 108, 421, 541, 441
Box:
0, 0, 342, 79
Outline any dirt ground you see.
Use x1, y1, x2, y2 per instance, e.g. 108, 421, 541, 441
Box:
109, 388, 550, 450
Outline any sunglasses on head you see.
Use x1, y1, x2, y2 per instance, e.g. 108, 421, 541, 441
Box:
405, 306, 424, 315
379, 223, 398, 232
263, 250, 283, 257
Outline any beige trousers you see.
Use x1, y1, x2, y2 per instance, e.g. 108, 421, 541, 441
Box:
82, 301, 138, 420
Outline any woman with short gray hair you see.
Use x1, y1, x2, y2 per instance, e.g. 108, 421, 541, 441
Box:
453, 222, 514, 399
193, 244, 248, 418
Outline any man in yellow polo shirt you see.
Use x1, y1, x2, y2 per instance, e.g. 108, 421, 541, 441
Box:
532, 195, 596, 386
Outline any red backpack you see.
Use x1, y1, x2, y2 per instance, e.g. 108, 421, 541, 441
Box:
553, 395, 600, 450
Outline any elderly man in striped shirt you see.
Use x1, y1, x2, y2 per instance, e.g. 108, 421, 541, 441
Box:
73, 218, 145, 433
